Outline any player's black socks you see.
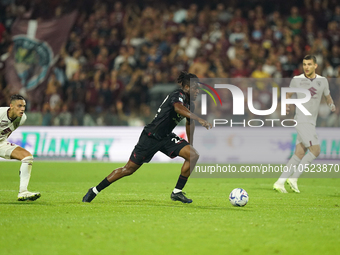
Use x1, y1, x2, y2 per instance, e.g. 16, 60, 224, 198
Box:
96, 178, 111, 192
175, 175, 188, 190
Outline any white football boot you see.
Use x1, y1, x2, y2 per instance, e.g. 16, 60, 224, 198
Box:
18, 191, 41, 201
286, 178, 300, 193
273, 182, 288, 193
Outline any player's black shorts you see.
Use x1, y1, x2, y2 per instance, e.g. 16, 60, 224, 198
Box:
129, 130, 190, 165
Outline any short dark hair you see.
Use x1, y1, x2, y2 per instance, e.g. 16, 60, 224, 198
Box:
10, 94, 25, 103
177, 71, 198, 88
303, 55, 317, 64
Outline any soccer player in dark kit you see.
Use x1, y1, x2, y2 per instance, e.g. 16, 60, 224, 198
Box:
82, 71, 212, 203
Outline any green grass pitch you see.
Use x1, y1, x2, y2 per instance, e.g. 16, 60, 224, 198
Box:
0, 162, 339, 255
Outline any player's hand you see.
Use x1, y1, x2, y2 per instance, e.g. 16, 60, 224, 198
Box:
198, 118, 212, 130
329, 103, 336, 112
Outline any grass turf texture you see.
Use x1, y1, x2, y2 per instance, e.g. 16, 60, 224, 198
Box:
0, 162, 339, 255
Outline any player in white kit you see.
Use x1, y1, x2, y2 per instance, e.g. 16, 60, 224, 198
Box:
0, 95, 41, 201
273, 55, 336, 193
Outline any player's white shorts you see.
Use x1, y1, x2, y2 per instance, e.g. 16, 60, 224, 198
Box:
295, 123, 319, 147
0, 140, 19, 159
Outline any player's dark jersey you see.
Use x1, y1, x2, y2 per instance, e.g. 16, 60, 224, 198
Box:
144, 89, 195, 140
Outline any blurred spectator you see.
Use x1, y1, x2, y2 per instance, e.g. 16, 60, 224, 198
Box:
216, 3, 232, 24
113, 46, 136, 70
42, 102, 52, 126
178, 30, 201, 59
228, 8, 247, 29
263, 59, 277, 76
173, 5, 187, 24
54, 104, 72, 126
0, 22, 6, 42
53, 58, 67, 88
326, 21, 340, 47
189, 54, 209, 78
329, 45, 340, 68
231, 59, 250, 78
287, 6, 303, 35
332, 6, 340, 24
282, 54, 298, 77
251, 63, 270, 79
63, 49, 81, 80
45, 74, 61, 110
229, 25, 246, 45
322, 61, 335, 77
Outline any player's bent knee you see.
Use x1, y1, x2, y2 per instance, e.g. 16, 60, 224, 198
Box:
295, 149, 305, 159
191, 150, 200, 162
22, 155, 34, 164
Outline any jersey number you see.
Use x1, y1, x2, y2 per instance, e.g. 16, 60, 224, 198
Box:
171, 137, 183, 144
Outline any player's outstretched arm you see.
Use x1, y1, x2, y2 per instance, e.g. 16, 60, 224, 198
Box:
174, 102, 212, 130
325, 94, 336, 112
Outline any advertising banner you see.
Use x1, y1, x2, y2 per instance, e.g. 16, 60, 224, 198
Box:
5, 127, 187, 162
2, 127, 339, 163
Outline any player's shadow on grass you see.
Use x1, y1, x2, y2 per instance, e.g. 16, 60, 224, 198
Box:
0, 201, 51, 205
184, 205, 251, 211
252, 187, 277, 192
114, 200, 252, 211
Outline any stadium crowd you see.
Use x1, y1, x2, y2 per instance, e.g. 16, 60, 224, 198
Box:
0, 0, 340, 126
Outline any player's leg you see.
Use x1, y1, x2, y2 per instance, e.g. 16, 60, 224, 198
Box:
287, 144, 320, 193
287, 124, 320, 193
178, 145, 200, 177
274, 142, 306, 193
83, 131, 154, 203
10, 147, 41, 201
159, 134, 197, 203
82, 160, 141, 203
171, 145, 199, 203
283, 143, 306, 193
274, 142, 306, 191
273, 123, 309, 193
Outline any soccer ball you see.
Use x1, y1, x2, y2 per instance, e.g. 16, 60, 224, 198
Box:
229, 188, 249, 207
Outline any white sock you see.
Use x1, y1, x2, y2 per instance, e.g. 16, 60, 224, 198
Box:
19, 156, 34, 193
291, 151, 316, 180
173, 188, 182, 194
276, 154, 301, 185
92, 187, 99, 194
